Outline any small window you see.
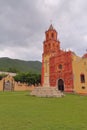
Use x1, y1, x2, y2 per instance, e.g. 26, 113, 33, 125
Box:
82, 86, 85, 89
80, 74, 85, 83
59, 64, 62, 69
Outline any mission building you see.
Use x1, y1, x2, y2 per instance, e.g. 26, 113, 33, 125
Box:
41, 25, 87, 94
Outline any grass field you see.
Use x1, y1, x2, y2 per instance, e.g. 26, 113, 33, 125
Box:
0, 91, 87, 130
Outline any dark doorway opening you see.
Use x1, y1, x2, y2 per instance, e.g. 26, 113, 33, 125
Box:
3, 80, 14, 91
58, 79, 64, 91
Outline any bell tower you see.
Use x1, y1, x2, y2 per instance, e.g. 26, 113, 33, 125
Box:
43, 24, 60, 55
41, 24, 60, 87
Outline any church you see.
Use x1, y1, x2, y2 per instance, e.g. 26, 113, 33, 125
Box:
41, 24, 87, 94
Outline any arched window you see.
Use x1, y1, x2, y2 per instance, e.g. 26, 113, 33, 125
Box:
45, 45, 47, 48
51, 33, 54, 38
80, 74, 85, 83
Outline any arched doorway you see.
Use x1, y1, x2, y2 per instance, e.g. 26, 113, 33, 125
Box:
3, 80, 14, 91
58, 79, 64, 91
2, 75, 15, 91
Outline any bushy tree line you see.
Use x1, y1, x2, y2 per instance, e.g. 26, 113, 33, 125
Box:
0, 74, 7, 80
14, 72, 41, 86
7, 67, 19, 73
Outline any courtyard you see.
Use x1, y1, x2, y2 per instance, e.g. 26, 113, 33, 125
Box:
0, 91, 87, 130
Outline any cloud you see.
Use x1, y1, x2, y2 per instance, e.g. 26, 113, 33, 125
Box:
0, 0, 87, 61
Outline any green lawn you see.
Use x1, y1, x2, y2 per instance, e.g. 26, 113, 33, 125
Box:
0, 92, 87, 130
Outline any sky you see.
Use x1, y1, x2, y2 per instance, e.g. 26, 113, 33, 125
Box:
0, 0, 87, 61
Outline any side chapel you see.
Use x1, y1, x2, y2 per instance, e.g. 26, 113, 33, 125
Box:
41, 24, 87, 94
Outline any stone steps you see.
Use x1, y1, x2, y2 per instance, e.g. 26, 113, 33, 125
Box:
30, 87, 64, 97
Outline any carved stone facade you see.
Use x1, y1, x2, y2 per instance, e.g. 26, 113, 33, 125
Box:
41, 25, 87, 94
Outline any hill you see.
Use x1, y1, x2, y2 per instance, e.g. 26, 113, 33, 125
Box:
0, 57, 42, 73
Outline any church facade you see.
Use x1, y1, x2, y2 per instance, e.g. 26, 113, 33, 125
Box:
41, 25, 87, 94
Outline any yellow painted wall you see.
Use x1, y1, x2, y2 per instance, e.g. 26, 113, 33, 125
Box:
0, 80, 3, 91
72, 54, 87, 94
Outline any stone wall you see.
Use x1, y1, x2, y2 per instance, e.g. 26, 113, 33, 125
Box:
0, 75, 34, 91
14, 82, 34, 91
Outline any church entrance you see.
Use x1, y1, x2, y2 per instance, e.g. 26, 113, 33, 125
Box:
58, 79, 64, 91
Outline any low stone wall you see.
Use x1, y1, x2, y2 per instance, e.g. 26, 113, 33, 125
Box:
0, 79, 35, 91
14, 82, 34, 91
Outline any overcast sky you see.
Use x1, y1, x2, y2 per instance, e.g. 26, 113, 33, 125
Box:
0, 0, 87, 61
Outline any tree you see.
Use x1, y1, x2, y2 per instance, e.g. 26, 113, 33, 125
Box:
7, 67, 19, 73
14, 72, 41, 85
